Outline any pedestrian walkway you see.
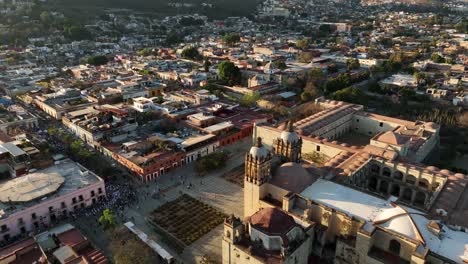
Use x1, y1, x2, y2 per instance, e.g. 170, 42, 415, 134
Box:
116, 138, 250, 263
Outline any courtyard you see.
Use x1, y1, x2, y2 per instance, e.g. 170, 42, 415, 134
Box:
70, 138, 250, 263
337, 131, 373, 147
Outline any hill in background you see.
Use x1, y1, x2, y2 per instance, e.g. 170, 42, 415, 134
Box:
45, 0, 260, 20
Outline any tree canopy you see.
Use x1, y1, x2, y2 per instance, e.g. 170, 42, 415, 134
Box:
181, 46, 201, 60
296, 38, 309, 50
218, 61, 241, 85
99, 209, 117, 229
240, 92, 260, 107
431, 53, 445, 63
346, 58, 360, 71
86, 55, 109, 66
195, 152, 228, 175
222, 33, 241, 46
330, 87, 367, 105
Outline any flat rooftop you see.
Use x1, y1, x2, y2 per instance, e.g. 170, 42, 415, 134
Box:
203, 121, 234, 134
301, 179, 394, 222
0, 159, 102, 219
300, 179, 468, 262
187, 113, 215, 121
0, 171, 65, 203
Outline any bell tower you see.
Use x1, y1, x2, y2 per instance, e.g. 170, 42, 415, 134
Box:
244, 137, 272, 217
274, 121, 302, 163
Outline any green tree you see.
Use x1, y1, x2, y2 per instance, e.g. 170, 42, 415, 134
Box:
272, 60, 287, 70
240, 92, 260, 107
218, 61, 241, 85
327, 63, 338, 73
346, 58, 360, 71
301, 91, 313, 102
399, 88, 417, 101
431, 53, 445, 63
203, 59, 212, 72
296, 38, 309, 50
318, 24, 336, 36
195, 152, 228, 175
166, 31, 182, 45
86, 55, 109, 66
137, 48, 155, 56
63, 25, 92, 41
455, 20, 468, 33
39, 11, 52, 25
298, 51, 313, 63
413, 72, 426, 85
181, 46, 200, 60
222, 33, 240, 46
99, 209, 117, 230
324, 73, 351, 94
308, 68, 324, 80
330, 87, 367, 104
47, 127, 57, 136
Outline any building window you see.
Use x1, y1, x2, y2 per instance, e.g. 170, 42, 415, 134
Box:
78, 195, 84, 202
1, 225, 7, 232
389, 240, 401, 256
61, 202, 66, 209
31, 213, 37, 220
379, 122, 383, 127
18, 218, 24, 225
98, 188, 103, 194
3, 234, 10, 241
20, 227, 26, 234
316, 145, 321, 152
356, 119, 359, 122
91, 190, 95, 197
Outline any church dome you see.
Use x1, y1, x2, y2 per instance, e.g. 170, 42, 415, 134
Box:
281, 130, 300, 144
280, 120, 300, 144
249, 207, 296, 236
249, 137, 269, 160
271, 162, 318, 193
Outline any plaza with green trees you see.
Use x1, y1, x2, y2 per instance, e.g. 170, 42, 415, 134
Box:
149, 194, 226, 246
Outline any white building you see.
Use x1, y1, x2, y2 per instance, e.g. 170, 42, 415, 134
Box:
0, 159, 106, 243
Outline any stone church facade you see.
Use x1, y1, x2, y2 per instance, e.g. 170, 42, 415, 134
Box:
223, 99, 468, 264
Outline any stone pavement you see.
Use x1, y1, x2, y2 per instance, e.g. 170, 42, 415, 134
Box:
115, 138, 250, 263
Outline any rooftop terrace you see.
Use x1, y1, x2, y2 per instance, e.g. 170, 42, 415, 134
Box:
0, 159, 102, 219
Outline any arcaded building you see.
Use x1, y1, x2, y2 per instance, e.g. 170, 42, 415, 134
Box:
224, 99, 468, 264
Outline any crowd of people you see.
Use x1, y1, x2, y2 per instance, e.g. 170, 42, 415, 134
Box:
70, 183, 138, 222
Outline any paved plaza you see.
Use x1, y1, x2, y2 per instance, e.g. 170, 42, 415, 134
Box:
72, 138, 250, 263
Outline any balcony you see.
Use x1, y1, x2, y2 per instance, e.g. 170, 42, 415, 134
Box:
368, 247, 410, 264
